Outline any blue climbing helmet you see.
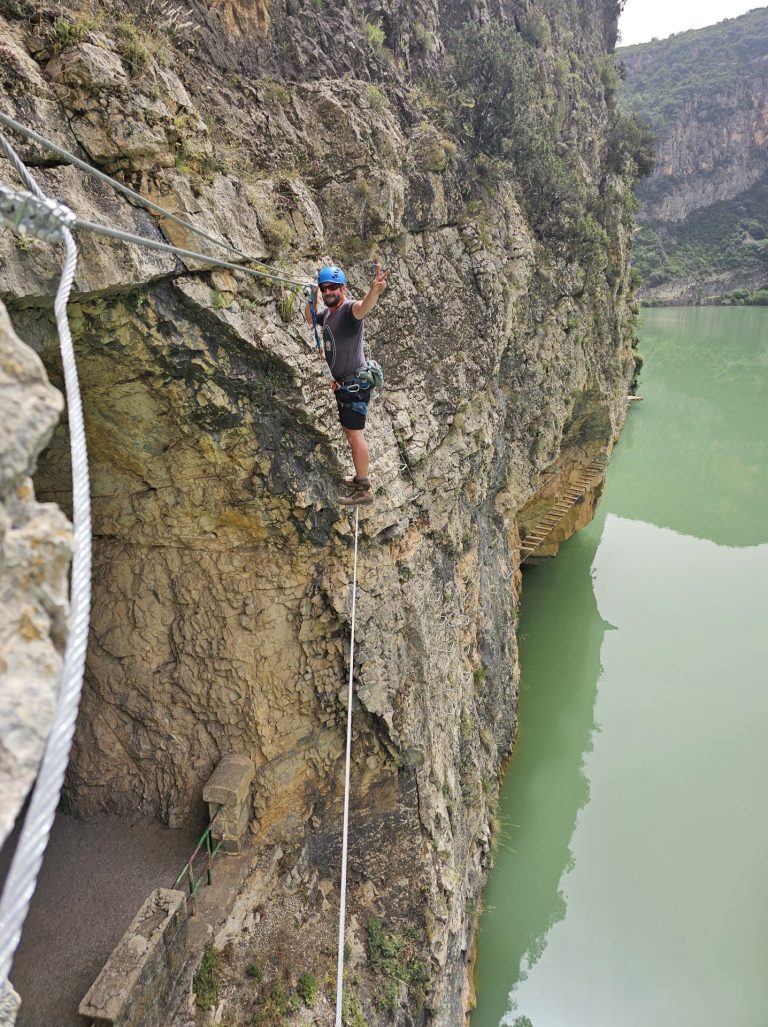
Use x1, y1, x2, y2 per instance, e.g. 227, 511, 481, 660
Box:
317, 265, 347, 286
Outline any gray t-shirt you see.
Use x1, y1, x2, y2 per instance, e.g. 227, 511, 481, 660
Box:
319, 300, 365, 380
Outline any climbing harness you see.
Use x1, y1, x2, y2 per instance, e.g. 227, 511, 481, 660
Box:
0, 132, 92, 982
335, 507, 359, 1027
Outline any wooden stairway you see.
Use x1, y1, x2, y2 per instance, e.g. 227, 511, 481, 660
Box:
520, 457, 607, 558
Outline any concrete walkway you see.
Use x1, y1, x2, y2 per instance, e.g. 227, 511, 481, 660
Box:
1, 808, 202, 1027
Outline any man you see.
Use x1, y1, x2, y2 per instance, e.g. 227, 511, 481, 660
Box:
305, 263, 389, 506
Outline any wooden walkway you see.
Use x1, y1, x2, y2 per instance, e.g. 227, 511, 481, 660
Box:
520, 457, 607, 559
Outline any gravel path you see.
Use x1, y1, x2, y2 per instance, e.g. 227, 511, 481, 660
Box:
1, 808, 202, 1027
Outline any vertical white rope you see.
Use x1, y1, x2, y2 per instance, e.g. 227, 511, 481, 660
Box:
0, 141, 91, 981
335, 506, 360, 1026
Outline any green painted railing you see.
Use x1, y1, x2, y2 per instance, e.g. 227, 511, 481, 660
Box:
174, 804, 224, 914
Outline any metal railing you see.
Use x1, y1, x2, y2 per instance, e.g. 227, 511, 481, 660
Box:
173, 805, 224, 914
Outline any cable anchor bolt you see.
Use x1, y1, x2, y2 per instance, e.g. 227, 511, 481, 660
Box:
0, 185, 76, 243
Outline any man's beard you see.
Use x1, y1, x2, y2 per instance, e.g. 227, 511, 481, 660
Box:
324, 293, 342, 307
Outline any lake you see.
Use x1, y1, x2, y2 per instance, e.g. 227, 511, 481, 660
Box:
472, 307, 768, 1027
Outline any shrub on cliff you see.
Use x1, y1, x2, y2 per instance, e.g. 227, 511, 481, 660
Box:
606, 110, 656, 179
439, 21, 589, 244
443, 21, 538, 164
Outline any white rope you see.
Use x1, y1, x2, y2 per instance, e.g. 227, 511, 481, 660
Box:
0, 135, 92, 982
335, 506, 359, 1026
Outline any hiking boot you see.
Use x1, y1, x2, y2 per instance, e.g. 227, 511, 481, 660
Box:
338, 477, 374, 506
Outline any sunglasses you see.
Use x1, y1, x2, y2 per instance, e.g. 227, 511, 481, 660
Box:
319, 283, 341, 292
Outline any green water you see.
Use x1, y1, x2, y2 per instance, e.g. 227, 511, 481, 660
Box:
472, 307, 768, 1027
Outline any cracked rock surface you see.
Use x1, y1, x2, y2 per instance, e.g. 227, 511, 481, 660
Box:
1, 0, 639, 1022
0, 301, 71, 849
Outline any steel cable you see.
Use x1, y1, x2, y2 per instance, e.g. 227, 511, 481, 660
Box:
0, 109, 288, 276
73, 215, 309, 289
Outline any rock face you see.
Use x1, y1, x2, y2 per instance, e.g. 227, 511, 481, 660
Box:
620, 8, 768, 303
0, 0, 639, 1022
641, 88, 768, 228
0, 301, 71, 849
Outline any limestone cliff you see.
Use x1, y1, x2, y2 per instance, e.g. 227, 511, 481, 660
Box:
619, 8, 768, 304
0, 0, 639, 1022
0, 303, 71, 848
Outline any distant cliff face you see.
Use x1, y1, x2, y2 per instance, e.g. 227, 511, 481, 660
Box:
1, 0, 637, 1022
620, 8, 768, 303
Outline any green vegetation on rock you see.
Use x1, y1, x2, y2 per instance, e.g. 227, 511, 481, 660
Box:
633, 175, 768, 298
716, 287, 768, 306
193, 943, 221, 1011
365, 917, 429, 1015
422, 16, 650, 269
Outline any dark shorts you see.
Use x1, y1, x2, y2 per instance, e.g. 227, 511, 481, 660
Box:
335, 379, 372, 430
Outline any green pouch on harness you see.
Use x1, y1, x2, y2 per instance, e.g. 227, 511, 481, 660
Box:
353, 359, 384, 390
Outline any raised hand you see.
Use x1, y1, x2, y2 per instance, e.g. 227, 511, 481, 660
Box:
371, 264, 390, 296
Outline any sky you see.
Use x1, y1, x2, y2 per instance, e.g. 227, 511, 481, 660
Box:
618, 0, 763, 46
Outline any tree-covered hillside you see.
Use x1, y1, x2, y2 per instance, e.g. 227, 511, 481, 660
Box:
618, 7, 768, 304
619, 8, 768, 129
634, 177, 768, 302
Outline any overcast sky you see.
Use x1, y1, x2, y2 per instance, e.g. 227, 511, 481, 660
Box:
618, 0, 764, 46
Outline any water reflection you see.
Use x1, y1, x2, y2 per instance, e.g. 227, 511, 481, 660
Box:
608, 308, 768, 546
498, 520, 768, 1027
472, 518, 612, 1027
472, 308, 768, 1027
